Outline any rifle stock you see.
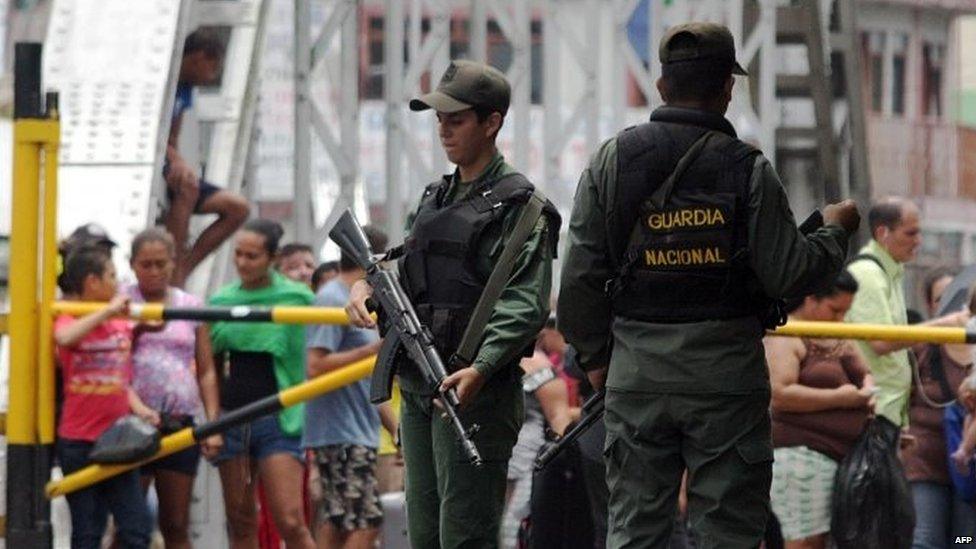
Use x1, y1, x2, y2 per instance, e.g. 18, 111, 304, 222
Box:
534, 390, 605, 471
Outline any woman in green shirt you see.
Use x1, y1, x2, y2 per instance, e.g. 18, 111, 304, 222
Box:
209, 219, 315, 548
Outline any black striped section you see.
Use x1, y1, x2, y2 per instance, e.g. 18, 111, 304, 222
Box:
161, 307, 274, 322
192, 393, 285, 440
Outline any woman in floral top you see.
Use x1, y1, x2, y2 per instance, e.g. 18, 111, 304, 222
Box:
126, 227, 222, 549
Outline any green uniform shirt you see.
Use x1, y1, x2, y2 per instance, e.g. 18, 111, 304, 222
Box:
845, 240, 910, 426
558, 132, 851, 394
209, 271, 315, 435
397, 152, 554, 394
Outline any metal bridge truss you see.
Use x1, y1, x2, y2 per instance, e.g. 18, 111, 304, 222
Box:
295, 0, 866, 247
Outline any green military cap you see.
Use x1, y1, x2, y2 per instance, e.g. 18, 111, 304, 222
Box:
409, 60, 511, 115
659, 22, 748, 76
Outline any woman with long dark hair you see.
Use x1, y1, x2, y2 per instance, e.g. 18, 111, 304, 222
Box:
208, 219, 316, 548
764, 270, 876, 549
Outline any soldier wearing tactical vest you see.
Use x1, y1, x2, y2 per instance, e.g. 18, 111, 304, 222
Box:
345, 60, 560, 548
558, 23, 861, 547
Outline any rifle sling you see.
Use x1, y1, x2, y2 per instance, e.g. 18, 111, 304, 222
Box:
453, 191, 547, 367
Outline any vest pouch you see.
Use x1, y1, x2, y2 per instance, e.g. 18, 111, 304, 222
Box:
415, 303, 470, 368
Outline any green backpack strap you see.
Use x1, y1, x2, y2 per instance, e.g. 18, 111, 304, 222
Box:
452, 191, 547, 367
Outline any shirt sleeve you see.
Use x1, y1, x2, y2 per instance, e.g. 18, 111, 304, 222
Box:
845, 264, 894, 325
472, 214, 554, 379
747, 156, 851, 299
556, 139, 617, 371
305, 288, 344, 352
53, 314, 75, 360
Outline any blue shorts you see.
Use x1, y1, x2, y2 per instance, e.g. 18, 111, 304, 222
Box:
211, 413, 303, 465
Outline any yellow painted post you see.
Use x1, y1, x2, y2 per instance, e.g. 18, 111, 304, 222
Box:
8, 121, 42, 448
37, 115, 60, 445
7, 41, 54, 548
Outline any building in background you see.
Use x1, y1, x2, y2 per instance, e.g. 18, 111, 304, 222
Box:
3, 0, 976, 286
846, 1, 976, 300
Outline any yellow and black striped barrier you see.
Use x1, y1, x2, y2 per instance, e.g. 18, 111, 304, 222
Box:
40, 302, 975, 497
53, 301, 357, 325
46, 355, 376, 498
53, 301, 975, 345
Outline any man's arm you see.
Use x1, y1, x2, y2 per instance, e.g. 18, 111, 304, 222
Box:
557, 139, 617, 372
165, 101, 198, 189
167, 113, 182, 153
308, 288, 380, 377
377, 401, 398, 441
847, 267, 971, 355
748, 157, 851, 299
54, 295, 129, 348
307, 340, 382, 378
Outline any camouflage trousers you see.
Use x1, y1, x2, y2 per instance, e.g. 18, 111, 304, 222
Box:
312, 444, 384, 531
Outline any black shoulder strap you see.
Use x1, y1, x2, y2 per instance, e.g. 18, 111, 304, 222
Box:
926, 344, 956, 404
465, 173, 533, 212
649, 131, 716, 210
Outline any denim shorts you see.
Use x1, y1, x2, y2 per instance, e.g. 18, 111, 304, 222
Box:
211, 413, 303, 465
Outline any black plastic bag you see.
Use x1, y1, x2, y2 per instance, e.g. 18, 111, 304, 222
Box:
89, 415, 160, 464
831, 416, 914, 549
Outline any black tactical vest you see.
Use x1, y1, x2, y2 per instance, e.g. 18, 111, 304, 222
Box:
400, 173, 560, 361
608, 111, 767, 323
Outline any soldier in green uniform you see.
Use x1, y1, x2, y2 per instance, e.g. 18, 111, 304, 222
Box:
557, 23, 861, 548
345, 60, 560, 548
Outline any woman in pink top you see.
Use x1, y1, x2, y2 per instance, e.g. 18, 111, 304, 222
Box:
126, 227, 222, 549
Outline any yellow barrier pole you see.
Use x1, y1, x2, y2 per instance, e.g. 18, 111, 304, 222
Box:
37, 99, 60, 446
47, 356, 376, 498
46, 303, 976, 344
770, 320, 972, 345
271, 306, 356, 326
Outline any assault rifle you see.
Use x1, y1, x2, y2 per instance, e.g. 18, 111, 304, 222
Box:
535, 389, 604, 471
534, 210, 827, 471
329, 209, 483, 467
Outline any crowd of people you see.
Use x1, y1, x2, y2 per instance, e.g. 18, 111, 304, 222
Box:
42, 21, 976, 549
53, 219, 391, 549
50, 216, 592, 549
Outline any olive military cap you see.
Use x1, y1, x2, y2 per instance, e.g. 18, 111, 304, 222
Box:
409, 60, 511, 115
659, 22, 748, 76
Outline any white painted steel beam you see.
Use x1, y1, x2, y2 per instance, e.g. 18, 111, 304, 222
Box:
295, 0, 359, 248
384, 0, 406, 242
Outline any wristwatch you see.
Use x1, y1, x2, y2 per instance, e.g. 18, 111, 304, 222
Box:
522, 367, 557, 393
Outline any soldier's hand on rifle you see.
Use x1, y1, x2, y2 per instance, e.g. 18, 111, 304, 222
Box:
346, 279, 376, 328
822, 199, 860, 233
440, 367, 486, 408
586, 366, 608, 392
